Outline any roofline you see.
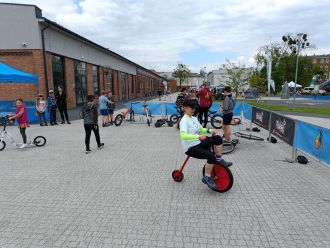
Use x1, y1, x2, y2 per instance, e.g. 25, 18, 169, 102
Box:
41, 18, 165, 80
0, 2, 42, 12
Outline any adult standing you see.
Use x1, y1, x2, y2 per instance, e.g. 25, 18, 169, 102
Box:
99, 90, 111, 127
197, 83, 213, 128
56, 86, 71, 124
81, 95, 104, 154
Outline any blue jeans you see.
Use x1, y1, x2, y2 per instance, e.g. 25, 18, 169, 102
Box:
39, 112, 47, 124
49, 106, 57, 124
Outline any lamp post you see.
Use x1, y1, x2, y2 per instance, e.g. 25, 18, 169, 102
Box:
282, 33, 309, 105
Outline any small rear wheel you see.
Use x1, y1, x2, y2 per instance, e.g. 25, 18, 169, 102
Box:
203, 165, 233, 193
114, 114, 124, 126
210, 114, 223, 129
167, 121, 173, 127
172, 170, 184, 182
0, 140, 6, 151
231, 117, 241, 125
33, 136, 46, 147
170, 114, 179, 124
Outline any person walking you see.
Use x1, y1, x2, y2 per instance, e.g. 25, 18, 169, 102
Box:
107, 91, 115, 125
47, 90, 58, 125
81, 95, 104, 154
56, 86, 71, 124
197, 83, 213, 128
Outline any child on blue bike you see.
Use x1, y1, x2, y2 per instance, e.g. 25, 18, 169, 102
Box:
180, 99, 233, 190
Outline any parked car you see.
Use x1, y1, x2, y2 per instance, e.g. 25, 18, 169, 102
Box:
244, 88, 259, 99
301, 87, 314, 95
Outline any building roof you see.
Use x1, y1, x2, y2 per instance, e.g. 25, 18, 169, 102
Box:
0, 3, 164, 80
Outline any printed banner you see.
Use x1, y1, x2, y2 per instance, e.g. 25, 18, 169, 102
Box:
252, 107, 271, 130
270, 113, 295, 145
294, 121, 330, 166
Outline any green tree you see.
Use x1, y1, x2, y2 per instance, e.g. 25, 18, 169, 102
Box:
173, 63, 191, 89
249, 72, 267, 93
222, 60, 250, 97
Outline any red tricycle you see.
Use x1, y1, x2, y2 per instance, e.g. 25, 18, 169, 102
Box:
171, 155, 234, 193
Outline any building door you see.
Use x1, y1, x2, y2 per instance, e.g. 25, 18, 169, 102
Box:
74, 61, 87, 105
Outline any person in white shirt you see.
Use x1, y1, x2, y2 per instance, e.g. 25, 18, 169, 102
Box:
179, 99, 233, 190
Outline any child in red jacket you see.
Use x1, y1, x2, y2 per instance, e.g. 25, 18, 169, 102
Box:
9, 99, 29, 149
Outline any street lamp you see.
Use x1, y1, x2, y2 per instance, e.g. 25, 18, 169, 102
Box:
282, 33, 309, 105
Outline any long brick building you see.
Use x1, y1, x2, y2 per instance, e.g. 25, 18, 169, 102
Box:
0, 3, 164, 108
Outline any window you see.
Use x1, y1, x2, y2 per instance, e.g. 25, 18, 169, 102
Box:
136, 75, 141, 94
313, 59, 317, 64
325, 66, 329, 71
52, 55, 65, 92
92, 65, 99, 96
326, 58, 329, 63
321, 59, 324, 63
120, 72, 126, 99
74, 61, 87, 105
105, 70, 114, 93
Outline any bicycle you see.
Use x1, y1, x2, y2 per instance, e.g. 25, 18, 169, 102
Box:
234, 131, 264, 141
114, 101, 152, 126
0, 115, 46, 151
171, 140, 234, 193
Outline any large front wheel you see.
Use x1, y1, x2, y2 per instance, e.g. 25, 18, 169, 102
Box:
114, 114, 124, 126
203, 165, 233, 193
210, 114, 223, 129
170, 114, 180, 124
34, 136, 46, 147
0, 140, 6, 151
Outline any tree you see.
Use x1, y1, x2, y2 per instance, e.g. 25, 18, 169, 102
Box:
173, 63, 191, 89
222, 59, 250, 97
249, 72, 267, 93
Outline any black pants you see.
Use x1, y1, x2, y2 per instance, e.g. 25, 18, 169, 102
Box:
20, 128, 27, 144
198, 107, 209, 127
186, 135, 222, 164
59, 107, 69, 122
84, 124, 101, 150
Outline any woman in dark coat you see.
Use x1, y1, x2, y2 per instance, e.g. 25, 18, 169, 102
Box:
56, 86, 71, 124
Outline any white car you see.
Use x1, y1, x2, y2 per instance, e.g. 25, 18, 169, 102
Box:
302, 87, 314, 95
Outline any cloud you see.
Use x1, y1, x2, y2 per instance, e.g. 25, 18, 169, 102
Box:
6, 0, 330, 72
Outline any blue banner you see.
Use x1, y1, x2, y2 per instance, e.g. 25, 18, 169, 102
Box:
241, 103, 252, 120
294, 121, 330, 166
128, 101, 242, 116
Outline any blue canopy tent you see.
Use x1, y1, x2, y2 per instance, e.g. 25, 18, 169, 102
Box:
0, 61, 38, 84
0, 61, 41, 123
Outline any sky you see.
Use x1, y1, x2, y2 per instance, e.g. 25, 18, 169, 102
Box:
6, 0, 330, 72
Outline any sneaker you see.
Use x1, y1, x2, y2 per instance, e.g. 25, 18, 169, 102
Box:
67, 121, 71, 124
216, 158, 233, 168
45, 123, 48, 126
85, 149, 92, 154
40, 124, 44, 126
202, 175, 218, 190
61, 121, 65, 124
19, 143, 28, 149
54, 122, 59, 125
98, 143, 104, 149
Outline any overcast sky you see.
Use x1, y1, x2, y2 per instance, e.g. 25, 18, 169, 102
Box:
7, 0, 330, 72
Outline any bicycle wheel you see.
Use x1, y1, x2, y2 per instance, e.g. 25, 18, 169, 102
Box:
210, 114, 223, 129
33, 136, 46, 147
234, 132, 264, 141
0, 140, 6, 151
170, 114, 180, 124
222, 143, 235, 154
231, 117, 241, 125
114, 114, 124, 126
202, 165, 233, 193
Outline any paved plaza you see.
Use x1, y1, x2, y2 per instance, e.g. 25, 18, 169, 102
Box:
0, 108, 329, 248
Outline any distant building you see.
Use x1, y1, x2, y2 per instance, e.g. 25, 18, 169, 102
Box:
0, 3, 164, 107
308, 54, 330, 80
158, 71, 204, 90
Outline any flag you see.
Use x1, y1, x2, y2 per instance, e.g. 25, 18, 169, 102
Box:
266, 52, 275, 92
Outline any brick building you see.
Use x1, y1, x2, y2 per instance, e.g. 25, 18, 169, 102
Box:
0, 3, 164, 108
308, 54, 330, 80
